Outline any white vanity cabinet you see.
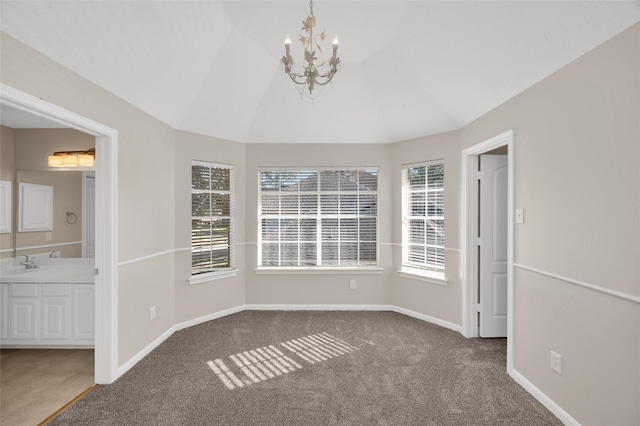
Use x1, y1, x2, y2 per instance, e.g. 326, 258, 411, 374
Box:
1, 284, 10, 339
10, 284, 39, 340
41, 284, 70, 340
0, 283, 94, 347
71, 284, 94, 341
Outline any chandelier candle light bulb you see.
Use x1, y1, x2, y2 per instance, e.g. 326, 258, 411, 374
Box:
282, 0, 340, 95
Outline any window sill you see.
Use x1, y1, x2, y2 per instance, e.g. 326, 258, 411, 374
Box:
398, 268, 447, 286
189, 269, 238, 285
255, 267, 383, 275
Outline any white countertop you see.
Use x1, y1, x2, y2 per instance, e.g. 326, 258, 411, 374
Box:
1, 259, 95, 284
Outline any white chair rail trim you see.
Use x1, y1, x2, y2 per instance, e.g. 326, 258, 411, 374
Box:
515, 263, 640, 305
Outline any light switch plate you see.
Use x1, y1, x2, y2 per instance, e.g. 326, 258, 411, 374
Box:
515, 208, 524, 224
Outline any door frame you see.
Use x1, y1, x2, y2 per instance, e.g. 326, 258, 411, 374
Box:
81, 171, 95, 258
1, 84, 119, 384
461, 130, 514, 371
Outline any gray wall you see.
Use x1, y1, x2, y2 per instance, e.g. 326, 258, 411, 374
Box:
244, 143, 393, 306
390, 131, 462, 325
1, 32, 177, 365
457, 24, 639, 425
174, 130, 246, 323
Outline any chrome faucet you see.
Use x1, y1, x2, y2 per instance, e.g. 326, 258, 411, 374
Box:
20, 255, 39, 269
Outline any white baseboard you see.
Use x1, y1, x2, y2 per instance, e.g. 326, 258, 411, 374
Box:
117, 305, 246, 379
244, 303, 393, 311
509, 368, 580, 426
174, 305, 246, 331
117, 326, 175, 378
392, 306, 464, 334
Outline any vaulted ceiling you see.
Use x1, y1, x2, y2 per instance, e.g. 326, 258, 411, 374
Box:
2, 1, 638, 143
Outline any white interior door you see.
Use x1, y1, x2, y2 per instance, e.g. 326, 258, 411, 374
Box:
479, 155, 508, 337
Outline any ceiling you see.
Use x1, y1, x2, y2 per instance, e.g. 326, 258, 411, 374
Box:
1, 1, 638, 144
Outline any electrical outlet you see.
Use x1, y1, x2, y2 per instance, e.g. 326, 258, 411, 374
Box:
550, 351, 562, 375
150, 306, 156, 320
349, 280, 356, 290
45, 232, 52, 241
515, 208, 524, 224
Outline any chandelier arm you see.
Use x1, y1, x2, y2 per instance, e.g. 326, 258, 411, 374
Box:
316, 69, 337, 78
316, 67, 338, 79
286, 72, 309, 86
313, 76, 336, 87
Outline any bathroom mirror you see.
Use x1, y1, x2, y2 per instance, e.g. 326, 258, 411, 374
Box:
14, 170, 90, 258
0, 124, 95, 259
0, 181, 11, 234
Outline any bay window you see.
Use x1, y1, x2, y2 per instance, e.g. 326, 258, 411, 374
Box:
401, 160, 445, 281
258, 169, 378, 269
191, 161, 234, 280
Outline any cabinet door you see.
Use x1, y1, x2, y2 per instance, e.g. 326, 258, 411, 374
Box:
10, 298, 39, 339
1, 285, 9, 340
42, 297, 70, 340
72, 285, 94, 340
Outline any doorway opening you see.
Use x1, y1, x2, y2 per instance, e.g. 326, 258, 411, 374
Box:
1, 84, 119, 384
461, 130, 514, 372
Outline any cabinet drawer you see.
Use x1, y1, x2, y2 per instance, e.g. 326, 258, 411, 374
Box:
42, 284, 69, 297
11, 284, 39, 297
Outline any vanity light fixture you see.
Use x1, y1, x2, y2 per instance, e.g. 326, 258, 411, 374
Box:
282, 0, 339, 95
48, 148, 95, 168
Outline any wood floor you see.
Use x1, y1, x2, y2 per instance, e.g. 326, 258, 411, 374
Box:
1, 349, 94, 426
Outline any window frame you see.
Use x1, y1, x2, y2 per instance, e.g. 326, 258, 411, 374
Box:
189, 160, 237, 285
400, 160, 447, 285
256, 167, 381, 273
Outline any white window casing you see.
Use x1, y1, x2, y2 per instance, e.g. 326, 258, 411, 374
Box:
257, 168, 379, 270
190, 161, 236, 283
400, 160, 445, 282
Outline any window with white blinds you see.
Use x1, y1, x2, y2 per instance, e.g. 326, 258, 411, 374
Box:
192, 161, 234, 275
401, 160, 445, 274
258, 169, 378, 268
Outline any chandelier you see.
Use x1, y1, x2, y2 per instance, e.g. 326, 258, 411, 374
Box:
282, 0, 340, 94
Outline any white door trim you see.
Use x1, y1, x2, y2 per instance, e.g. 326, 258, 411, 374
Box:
1, 84, 119, 384
461, 130, 514, 372
81, 171, 96, 258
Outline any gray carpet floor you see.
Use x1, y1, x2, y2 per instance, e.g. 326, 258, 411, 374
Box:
50, 311, 562, 425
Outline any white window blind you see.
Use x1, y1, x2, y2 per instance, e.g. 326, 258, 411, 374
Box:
258, 169, 378, 267
401, 160, 444, 273
191, 161, 234, 275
